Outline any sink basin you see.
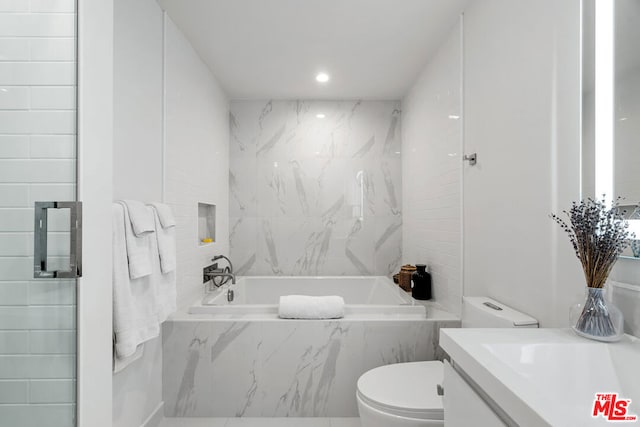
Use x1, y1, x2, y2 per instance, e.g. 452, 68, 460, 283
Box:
440, 328, 640, 426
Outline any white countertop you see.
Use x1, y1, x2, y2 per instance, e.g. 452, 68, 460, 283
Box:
440, 328, 640, 426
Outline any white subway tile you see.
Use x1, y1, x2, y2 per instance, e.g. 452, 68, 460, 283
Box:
0, 86, 29, 109
29, 379, 75, 403
0, 306, 74, 332
30, 87, 75, 110
29, 38, 74, 61
28, 281, 74, 305
31, 111, 75, 134
0, 62, 75, 85
0, 306, 26, 329
0, 14, 75, 37
0, 380, 28, 403
0, 185, 28, 207
0, 0, 28, 12
0, 39, 29, 61
28, 306, 75, 330
0, 160, 76, 183
0, 355, 74, 379
29, 331, 75, 354
30, 135, 75, 158
28, 183, 75, 204
0, 282, 27, 305
0, 135, 29, 158
0, 257, 31, 280
0, 404, 74, 427
30, 0, 75, 13
0, 111, 75, 134
0, 209, 31, 231
0, 233, 28, 255
0, 331, 28, 353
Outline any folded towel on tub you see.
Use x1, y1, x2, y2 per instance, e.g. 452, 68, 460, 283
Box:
278, 295, 345, 319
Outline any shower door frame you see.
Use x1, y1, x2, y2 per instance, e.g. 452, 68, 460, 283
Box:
76, 0, 114, 425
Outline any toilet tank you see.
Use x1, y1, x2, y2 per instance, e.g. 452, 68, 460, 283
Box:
462, 297, 538, 328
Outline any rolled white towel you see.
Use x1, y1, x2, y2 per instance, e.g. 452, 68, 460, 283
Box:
278, 295, 345, 319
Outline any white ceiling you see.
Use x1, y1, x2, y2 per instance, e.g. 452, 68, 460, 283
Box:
157, 0, 469, 100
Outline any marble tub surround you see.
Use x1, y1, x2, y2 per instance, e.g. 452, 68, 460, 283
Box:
229, 100, 402, 276
162, 313, 459, 417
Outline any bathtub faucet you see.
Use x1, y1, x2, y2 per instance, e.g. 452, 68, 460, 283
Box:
204, 255, 236, 288
204, 270, 236, 286
212, 254, 234, 275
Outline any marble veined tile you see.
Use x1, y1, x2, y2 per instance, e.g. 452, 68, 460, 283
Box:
257, 321, 364, 417
230, 100, 402, 277
162, 318, 454, 417
226, 418, 332, 427
160, 418, 228, 427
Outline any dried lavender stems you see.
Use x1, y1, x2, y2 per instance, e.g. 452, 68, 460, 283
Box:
551, 197, 635, 289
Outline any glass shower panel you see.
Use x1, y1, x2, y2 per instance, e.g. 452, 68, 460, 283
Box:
0, 1, 77, 426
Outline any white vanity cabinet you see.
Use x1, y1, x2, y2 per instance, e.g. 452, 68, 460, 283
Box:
443, 360, 507, 427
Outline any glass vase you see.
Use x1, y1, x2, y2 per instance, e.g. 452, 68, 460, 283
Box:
570, 287, 624, 342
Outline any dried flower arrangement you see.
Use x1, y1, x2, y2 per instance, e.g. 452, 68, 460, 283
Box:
551, 197, 637, 340
551, 197, 635, 288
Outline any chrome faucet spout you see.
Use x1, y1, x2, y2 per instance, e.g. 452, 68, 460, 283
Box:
204, 271, 236, 286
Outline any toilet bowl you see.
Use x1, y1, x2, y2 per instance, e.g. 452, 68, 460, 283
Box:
356, 297, 538, 427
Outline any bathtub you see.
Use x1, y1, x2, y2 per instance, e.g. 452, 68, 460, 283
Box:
163, 276, 460, 418
190, 276, 435, 318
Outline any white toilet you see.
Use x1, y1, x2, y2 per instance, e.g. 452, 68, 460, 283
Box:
356, 297, 538, 427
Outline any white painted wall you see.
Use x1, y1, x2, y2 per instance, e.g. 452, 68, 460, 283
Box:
111, 4, 229, 426
164, 16, 230, 311
112, 0, 164, 426
113, 0, 163, 202
462, 0, 583, 327
402, 20, 462, 315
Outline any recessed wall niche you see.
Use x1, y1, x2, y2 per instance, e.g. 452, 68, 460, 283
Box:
198, 202, 216, 245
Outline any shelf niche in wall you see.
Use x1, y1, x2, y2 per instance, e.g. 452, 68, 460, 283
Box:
198, 202, 216, 246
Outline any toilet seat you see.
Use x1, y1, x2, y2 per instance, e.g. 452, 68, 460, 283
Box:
356, 361, 444, 421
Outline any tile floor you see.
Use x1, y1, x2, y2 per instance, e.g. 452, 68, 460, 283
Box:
159, 418, 361, 427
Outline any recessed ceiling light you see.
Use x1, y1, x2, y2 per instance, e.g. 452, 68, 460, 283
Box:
316, 113, 326, 119
316, 72, 330, 83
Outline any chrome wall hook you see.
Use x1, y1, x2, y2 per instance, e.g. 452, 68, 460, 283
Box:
463, 153, 477, 166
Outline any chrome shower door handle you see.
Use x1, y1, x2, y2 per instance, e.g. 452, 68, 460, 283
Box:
34, 201, 83, 278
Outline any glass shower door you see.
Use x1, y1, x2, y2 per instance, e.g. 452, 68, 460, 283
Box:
0, 1, 78, 426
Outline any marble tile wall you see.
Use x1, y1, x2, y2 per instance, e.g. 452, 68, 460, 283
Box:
229, 101, 402, 276
162, 318, 459, 417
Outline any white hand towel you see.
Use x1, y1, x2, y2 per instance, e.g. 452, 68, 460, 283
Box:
116, 201, 153, 279
122, 199, 155, 236
112, 204, 160, 360
150, 206, 177, 274
113, 343, 144, 374
278, 295, 345, 319
148, 202, 176, 228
